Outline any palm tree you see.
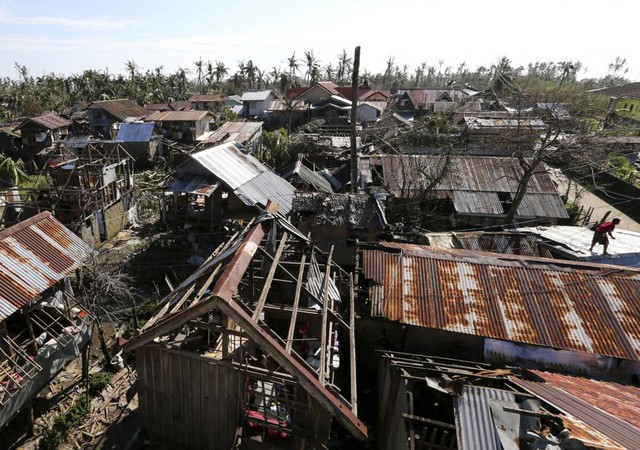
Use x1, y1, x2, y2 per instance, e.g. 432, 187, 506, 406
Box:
193, 57, 204, 94
336, 49, 352, 84
304, 50, 320, 85
287, 52, 300, 81
214, 61, 228, 84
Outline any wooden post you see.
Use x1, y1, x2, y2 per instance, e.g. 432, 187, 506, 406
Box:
286, 254, 306, 354
23, 308, 38, 355
82, 345, 89, 381
25, 402, 34, 437
318, 246, 334, 384
349, 273, 358, 415
350, 45, 361, 194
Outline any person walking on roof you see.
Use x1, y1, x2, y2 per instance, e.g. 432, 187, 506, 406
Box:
589, 218, 620, 255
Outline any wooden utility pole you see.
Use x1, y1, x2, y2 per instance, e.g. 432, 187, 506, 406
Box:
350, 46, 361, 193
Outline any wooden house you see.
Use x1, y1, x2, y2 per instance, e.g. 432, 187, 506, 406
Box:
87, 99, 148, 138
13, 113, 71, 162
145, 110, 211, 143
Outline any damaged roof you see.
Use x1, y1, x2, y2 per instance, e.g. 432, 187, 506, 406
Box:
88, 99, 148, 120
519, 225, 640, 266
176, 142, 295, 214
122, 214, 367, 440
359, 155, 568, 219
202, 121, 262, 146
14, 113, 72, 131
515, 370, 640, 449
292, 192, 387, 228
0, 212, 93, 320
145, 110, 210, 122
360, 243, 640, 361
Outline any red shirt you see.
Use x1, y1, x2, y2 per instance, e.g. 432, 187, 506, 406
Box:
596, 221, 617, 233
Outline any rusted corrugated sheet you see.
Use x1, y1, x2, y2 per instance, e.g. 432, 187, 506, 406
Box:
15, 113, 71, 131
515, 371, 640, 449
145, 110, 210, 122
0, 212, 92, 320
89, 99, 148, 120
361, 243, 640, 361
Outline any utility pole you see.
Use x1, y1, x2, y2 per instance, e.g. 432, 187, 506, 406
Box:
350, 46, 361, 193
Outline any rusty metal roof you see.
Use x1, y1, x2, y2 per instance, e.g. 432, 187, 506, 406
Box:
0, 212, 93, 320
515, 371, 640, 449
188, 94, 226, 102
202, 121, 262, 145
14, 113, 71, 131
145, 110, 210, 122
359, 155, 568, 219
88, 99, 148, 120
360, 243, 640, 361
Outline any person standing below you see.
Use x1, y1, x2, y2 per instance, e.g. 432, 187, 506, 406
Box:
589, 218, 620, 255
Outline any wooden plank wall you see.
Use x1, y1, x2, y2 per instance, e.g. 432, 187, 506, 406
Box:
137, 344, 240, 449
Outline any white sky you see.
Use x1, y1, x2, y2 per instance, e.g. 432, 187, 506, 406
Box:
0, 0, 638, 81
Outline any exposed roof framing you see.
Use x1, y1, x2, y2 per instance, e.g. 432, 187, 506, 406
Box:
124, 209, 367, 440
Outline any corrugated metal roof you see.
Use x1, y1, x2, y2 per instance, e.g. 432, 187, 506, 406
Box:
280, 160, 333, 194
241, 90, 275, 102
15, 113, 71, 131
88, 99, 148, 120
360, 243, 640, 361
202, 121, 261, 145
169, 176, 220, 197
265, 99, 308, 111
454, 385, 516, 450
188, 94, 226, 102
234, 171, 295, 214
359, 155, 568, 219
190, 142, 268, 189
145, 110, 210, 122
454, 232, 553, 258
115, 122, 155, 142
519, 226, 640, 264
515, 371, 640, 449
0, 212, 92, 320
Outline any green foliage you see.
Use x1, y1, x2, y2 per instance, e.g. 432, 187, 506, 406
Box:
38, 394, 91, 450
0, 155, 27, 185
88, 372, 113, 396
607, 155, 638, 185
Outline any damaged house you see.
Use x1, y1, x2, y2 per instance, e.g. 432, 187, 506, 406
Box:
123, 211, 367, 448
377, 351, 640, 450
162, 141, 295, 230
1, 141, 136, 246
87, 99, 148, 137
358, 154, 569, 228
0, 212, 93, 431
13, 113, 71, 163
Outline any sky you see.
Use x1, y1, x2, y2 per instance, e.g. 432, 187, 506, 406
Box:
0, 0, 639, 82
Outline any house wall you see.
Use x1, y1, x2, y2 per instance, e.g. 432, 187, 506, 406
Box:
123, 142, 154, 170
80, 214, 101, 247
88, 109, 118, 137
357, 105, 379, 123
136, 345, 240, 450
102, 199, 130, 240
246, 96, 275, 117
593, 93, 640, 121
298, 85, 334, 105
